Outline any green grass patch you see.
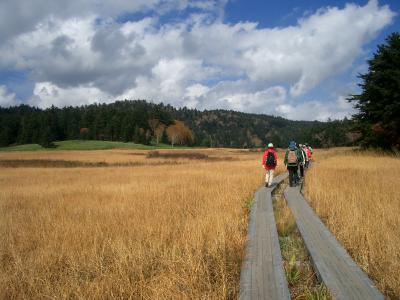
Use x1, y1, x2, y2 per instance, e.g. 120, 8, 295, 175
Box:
0, 144, 44, 152
0, 140, 196, 152
54, 140, 154, 150
244, 197, 254, 212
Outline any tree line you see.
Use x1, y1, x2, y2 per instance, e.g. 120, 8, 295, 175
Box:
0, 99, 355, 148
0, 101, 194, 148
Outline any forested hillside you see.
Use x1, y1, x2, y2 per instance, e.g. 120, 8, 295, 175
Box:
0, 100, 356, 148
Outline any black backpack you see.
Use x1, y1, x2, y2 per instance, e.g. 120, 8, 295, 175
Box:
266, 151, 276, 167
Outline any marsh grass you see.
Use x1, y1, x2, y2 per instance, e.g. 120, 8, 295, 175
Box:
0, 159, 182, 168
0, 148, 286, 299
305, 149, 400, 299
147, 150, 209, 159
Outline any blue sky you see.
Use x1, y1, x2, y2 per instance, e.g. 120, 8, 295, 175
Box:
0, 0, 398, 120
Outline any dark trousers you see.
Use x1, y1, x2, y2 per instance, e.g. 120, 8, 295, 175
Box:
299, 164, 304, 177
287, 166, 298, 187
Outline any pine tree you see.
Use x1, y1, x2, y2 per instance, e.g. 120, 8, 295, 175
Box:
39, 126, 55, 148
348, 32, 400, 149
0, 127, 11, 146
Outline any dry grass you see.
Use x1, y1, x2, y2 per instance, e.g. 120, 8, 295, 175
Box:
304, 149, 400, 299
146, 151, 209, 159
0, 148, 285, 299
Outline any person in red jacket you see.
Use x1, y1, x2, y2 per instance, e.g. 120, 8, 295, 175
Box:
262, 143, 278, 187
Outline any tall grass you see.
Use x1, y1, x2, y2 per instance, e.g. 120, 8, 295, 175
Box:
304, 150, 400, 299
0, 149, 285, 299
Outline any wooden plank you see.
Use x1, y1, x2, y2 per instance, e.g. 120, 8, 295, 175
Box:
240, 173, 290, 300
284, 185, 384, 300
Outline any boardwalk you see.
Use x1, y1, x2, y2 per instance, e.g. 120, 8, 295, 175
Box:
239, 173, 290, 300
284, 185, 384, 300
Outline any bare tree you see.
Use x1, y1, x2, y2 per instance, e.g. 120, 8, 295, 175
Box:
154, 123, 166, 145
148, 119, 160, 135
166, 124, 180, 147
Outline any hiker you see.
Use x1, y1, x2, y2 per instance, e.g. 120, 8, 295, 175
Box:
302, 144, 310, 169
298, 143, 307, 178
284, 141, 303, 187
307, 143, 314, 155
304, 143, 312, 168
262, 143, 278, 187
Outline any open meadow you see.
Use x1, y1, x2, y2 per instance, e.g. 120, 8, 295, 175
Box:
0, 148, 285, 299
2, 146, 398, 299
304, 149, 400, 299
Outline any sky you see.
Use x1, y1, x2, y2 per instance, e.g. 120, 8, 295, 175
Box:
0, 0, 398, 121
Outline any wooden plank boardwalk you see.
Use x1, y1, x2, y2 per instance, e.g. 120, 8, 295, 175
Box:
284, 185, 384, 300
239, 173, 290, 300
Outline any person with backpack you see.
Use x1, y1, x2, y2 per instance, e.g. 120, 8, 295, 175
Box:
306, 143, 313, 155
284, 141, 303, 187
304, 143, 312, 168
302, 144, 310, 169
262, 143, 278, 187
298, 143, 307, 178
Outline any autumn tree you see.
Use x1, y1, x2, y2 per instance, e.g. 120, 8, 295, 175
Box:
166, 120, 194, 147
79, 127, 90, 140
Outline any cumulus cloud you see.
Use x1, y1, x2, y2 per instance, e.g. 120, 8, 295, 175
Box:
276, 96, 356, 121
0, 0, 224, 42
29, 82, 110, 108
0, 85, 20, 107
0, 0, 395, 120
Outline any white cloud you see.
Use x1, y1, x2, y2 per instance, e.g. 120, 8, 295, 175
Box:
184, 84, 210, 108
0, 0, 395, 119
29, 82, 110, 108
185, 83, 210, 98
240, 0, 394, 96
0, 0, 225, 42
277, 95, 356, 121
195, 83, 288, 114
27, 80, 355, 122
0, 85, 20, 107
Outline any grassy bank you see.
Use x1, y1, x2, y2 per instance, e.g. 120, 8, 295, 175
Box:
0, 140, 193, 152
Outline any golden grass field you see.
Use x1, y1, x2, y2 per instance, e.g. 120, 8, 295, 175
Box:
0, 148, 285, 299
1, 147, 398, 299
305, 149, 400, 299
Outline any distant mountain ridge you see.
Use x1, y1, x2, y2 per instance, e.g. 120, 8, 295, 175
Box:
0, 100, 356, 148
